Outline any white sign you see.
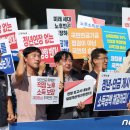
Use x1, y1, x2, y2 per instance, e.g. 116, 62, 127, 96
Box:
122, 7, 130, 40
63, 80, 94, 108
46, 8, 76, 51
31, 76, 60, 104
17, 29, 61, 63
0, 18, 18, 59
77, 15, 105, 28
94, 72, 130, 111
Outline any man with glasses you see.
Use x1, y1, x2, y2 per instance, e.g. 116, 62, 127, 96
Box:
84, 48, 118, 117
47, 51, 89, 120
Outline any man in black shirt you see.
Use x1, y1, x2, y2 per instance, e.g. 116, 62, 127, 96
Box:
47, 51, 89, 120
84, 48, 118, 117
0, 51, 15, 130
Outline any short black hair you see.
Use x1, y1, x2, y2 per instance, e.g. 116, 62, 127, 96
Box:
126, 48, 130, 57
23, 47, 41, 57
54, 51, 73, 63
91, 48, 108, 63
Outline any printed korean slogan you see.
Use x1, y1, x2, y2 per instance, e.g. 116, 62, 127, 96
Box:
101, 26, 130, 72
47, 8, 76, 51
68, 28, 103, 59
31, 76, 59, 104
0, 39, 15, 74
16, 29, 61, 63
63, 80, 93, 108
77, 15, 105, 28
94, 72, 130, 111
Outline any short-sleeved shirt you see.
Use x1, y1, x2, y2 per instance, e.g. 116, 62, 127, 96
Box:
84, 71, 97, 93
84, 70, 97, 117
84, 70, 118, 117
11, 72, 47, 122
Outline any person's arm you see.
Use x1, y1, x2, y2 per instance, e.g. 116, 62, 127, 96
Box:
7, 97, 16, 123
127, 102, 130, 110
117, 55, 130, 73
88, 55, 93, 72
77, 101, 85, 110
57, 64, 64, 93
15, 52, 26, 83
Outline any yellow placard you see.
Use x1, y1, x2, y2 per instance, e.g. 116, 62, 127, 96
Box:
68, 28, 103, 59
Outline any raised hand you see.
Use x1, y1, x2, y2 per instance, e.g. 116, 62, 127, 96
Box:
17, 51, 24, 60
38, 62, 46, 76
77, 101, 85, 110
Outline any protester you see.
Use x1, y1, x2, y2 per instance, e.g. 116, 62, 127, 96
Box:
11, 47, 46, 122
0, 52, 15, 130
117, 48, 130, 73
84, 48, 118, 117
126, 48, 130, 57
47, 51, 89, 120
117, 48, 130, 113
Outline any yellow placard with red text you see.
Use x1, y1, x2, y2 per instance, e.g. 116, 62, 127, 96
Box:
68, 28, 103, 59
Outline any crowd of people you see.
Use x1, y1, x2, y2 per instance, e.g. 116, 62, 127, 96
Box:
1, 46, 130, 130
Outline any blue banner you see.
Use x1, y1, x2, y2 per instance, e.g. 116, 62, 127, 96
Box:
0, 54, 15, 74
94, 72, 130, 111
95, 90, 130, 110
11, 50, 18, 61
10, 115, 130, 130
101, 26, 130, 72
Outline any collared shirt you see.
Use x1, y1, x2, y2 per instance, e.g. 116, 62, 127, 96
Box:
11, 72, 47, 122
64, 74, 73, 82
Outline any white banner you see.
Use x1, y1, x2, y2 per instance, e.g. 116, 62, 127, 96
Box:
94, 72, 130, 111
0, 18, 18, 59
46, 8, 76, 51
122, 7, 130, 40
77, 15, 105, 28
17, 29, 61, 63
63, 80, 94, 108
31, 76, 60, 104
